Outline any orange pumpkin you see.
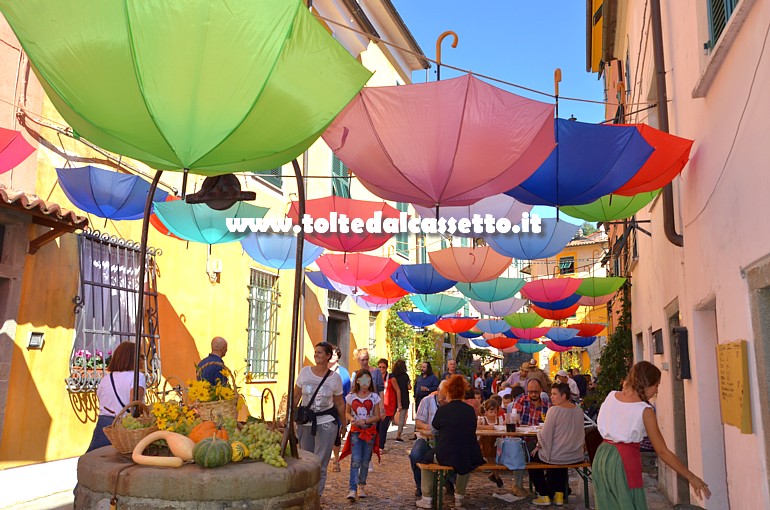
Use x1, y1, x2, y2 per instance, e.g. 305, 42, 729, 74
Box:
189, 421, 228, 444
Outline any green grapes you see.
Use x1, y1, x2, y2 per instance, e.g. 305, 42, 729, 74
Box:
237, 422, 288, 468
121, 415, 147, 430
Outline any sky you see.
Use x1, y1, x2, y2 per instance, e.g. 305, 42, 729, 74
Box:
390, 0, 603, 224
390, 0, 606, 124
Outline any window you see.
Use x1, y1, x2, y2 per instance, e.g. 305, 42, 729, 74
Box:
328, 290, 347, 310
246, 269, 280, 380
395, 202, 409, 258
368, 312, 378, 355
67, 232, 160, 393
251, 167, 282, 188
653, 329, 665, 355
418, 234, 428, 264
707, 0, 740, 49
331, 155, 351, 198
559, 256, 575, 275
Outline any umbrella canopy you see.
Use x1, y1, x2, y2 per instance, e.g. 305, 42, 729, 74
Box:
560, 190, 660, 222
475, 319, 512, 335
1, 0, 371, 175
411, 294, 466, 316
316, 254, 399, 287
531, 294, 581, 311
323, 74, 555, 207
531, 303, 581, 320
391, 263, 457, 294
504, 312, 545, 329
469, 297, 526, 317
544, 327, 580, 342
413, 194, 532, 238
506, 119, 654, 206
521, 278, 583, 302
150, 195, 182, 239
552, 336, 598, 348
397, 311, 440, 328
359, 295, 402, 306
516, 341, 546, 354
613, 124, 694, 195
458, 329, 484, 339
577, 294, 616, 306
486, 337, 517, 350
435, 317, 480, 334
455, 277, 525, 302
351, 295, 393, 312
501, 346, 520, 354
485, 217, 581, 260
240, 232, 324, 270
360, 278, 410, 299
153, 200, 267, 244
509, 327, 550, 340
0, 127, 35, 174
305, 271, 361, 296
57, 166, 169, 220
429, 246, 512, 283
470, 338, 490, 348
543, 340, 571, 352
575, 277, 627, 297
567, 323, 607, 337
288, 196, 400, 252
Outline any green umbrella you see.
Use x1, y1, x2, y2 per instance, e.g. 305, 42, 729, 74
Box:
575, 277, 627, 298
455, 278, 526, 302
560, 190, 661, 222
0, 0, 371, 174
503, 312, 544, 329
153, 201, 268, 244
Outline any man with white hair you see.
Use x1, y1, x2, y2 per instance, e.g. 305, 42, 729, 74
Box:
197, 336, 230, 386
409, 380, 448, 498
556, 370, 580, 402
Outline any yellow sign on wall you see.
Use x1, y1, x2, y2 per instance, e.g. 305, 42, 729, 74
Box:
716, 340, 752, 434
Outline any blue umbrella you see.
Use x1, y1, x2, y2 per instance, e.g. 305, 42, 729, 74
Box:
470, 338, 491, 348
240, 232, 323, 270
397, 311, 440, 328
475, 319, 512, 335
306, 271, 337, 291
505, 118, 654, 206
552, 336, 597, 348
502, 330, 521, 339
544, 327, 580, 342
57, 166, 168, 220
455, 278, 526, 302
530, 294, 582, 311
391, 263, 457, 294
485, 217, 580, 260
458, 330, 483, 339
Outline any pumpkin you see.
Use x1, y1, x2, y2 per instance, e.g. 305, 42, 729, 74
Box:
193, 435, 233, 468
189, 420, 228, 443
132, 431, 195, 467
230, 441, 249, 462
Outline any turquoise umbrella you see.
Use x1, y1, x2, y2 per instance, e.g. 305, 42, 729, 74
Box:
411, 294, 466, 316
455, 277, 526, 302
153, 201, 268, 244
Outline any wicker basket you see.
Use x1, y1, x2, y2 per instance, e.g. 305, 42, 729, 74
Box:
193, 361, 238, 421
102, 401, 158, 455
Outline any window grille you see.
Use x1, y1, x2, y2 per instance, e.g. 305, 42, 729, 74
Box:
328, 290, 347, 310
251, 167, 282, 188
246, 269, 280, 380
707, 0, 740, 49
368, 312, 378, 355
67, 231, 161, 393
331, 155, 351, 198
559, 256, 575, 275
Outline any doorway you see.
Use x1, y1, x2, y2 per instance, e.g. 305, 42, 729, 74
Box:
326, 310, 350, 366
666, 302, 690, 505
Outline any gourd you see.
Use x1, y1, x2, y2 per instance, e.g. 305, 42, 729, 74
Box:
193, 435, 233, 468
189, 420, 228, 444
132, 431, 195, 467
230, 441, 249, 462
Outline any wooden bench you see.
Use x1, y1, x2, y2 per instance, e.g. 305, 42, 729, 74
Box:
416, 461, 592, 509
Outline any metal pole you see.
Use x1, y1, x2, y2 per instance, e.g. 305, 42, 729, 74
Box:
132, 170, 163, 402
283, 158, 306, 458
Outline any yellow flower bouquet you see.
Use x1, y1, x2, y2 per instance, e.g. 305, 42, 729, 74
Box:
186, 375, 239, 421
151, 400, 200, 436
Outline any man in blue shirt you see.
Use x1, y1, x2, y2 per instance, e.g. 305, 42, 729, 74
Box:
197, 337, 230, 386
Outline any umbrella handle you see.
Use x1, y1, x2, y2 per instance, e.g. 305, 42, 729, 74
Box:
436, 31, 459, 81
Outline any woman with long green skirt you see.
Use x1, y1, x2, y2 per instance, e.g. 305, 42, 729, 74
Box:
594, 361, 711, 509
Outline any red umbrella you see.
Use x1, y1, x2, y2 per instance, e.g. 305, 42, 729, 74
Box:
613, 124, 694, 196
567, 323, 606, 337
150, 195, 183, 239
543, 340, 571, 352
288, 196, 401, 252
501, 345, 520, 354
486, 336, 518, 350
360, 277, 410, 299
429, 246, 512, 283
435, 317, 479, 334
317, 253, 399, 287
521, 278, 582, 302
531, 303, 581, 321
509, 327, 550, 340
0, 127, 35, 174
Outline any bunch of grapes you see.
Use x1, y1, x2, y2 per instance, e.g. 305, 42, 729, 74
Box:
121, 415, 148, 430
234, 422, 287, 468
221, 416, 239, 439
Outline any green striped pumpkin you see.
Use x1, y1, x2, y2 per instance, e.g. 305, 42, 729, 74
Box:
193, 436, 232, 468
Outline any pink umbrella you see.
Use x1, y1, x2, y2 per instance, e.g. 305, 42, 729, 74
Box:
543, 340, 571, 353
520, 278, 583, 302
323, 74, 555, 207
359, 295, 403, 306
288, 196, 400, 253
429, 246, 512, 283
577, 294, 615, 306
351, 295, 394, 312
509, 327, 550, 340
413, 194, 532, 237
0, 127, 35, 174
316, 253, 398, 287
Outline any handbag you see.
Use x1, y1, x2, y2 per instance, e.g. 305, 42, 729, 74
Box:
296, 369, 331, 425
495, 437, 530, 470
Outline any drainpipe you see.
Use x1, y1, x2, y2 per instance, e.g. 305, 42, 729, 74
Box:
650, 0, 683, 247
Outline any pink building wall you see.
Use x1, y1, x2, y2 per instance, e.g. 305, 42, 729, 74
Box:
614, 0, 770, 508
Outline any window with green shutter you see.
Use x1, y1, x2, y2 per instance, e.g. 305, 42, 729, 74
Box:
251, 167, 282, 188
559, 256, 575, 275
706, 0, 740, 50
396, 202, 408, 258
331, 155, 351, 198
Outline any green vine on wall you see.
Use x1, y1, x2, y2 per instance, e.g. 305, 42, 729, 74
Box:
386, 297, 415, 366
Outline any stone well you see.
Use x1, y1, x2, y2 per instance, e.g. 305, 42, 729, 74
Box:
75, 447, 321, 509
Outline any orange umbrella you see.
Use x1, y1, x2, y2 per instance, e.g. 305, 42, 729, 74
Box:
428, 246, 512, 283
435, 317, 479, 334
486, 336, 518, 350
360, 277, 410, 299
531, 303, 581, 320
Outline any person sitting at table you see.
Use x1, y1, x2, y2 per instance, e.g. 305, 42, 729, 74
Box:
416, 375, 484, 510
501, 393, 514, 414
529, 383, 586, 506
510, 378, 551, 497
477, 399, 505, 488
410, 380, 448, 498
